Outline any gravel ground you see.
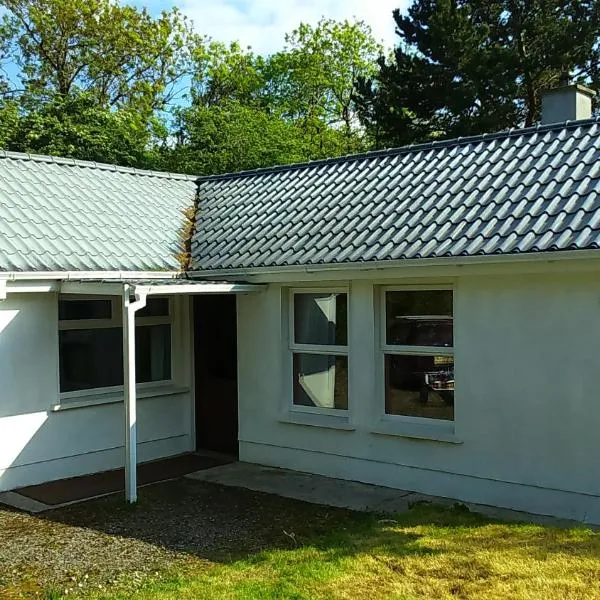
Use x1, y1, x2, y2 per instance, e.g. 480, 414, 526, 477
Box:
0, 477, 355, 599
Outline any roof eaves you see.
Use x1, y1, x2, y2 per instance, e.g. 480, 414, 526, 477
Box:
190, 246, 600, 278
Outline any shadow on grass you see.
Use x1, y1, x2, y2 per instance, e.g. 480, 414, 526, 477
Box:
3, 478, 600, 599
34, 478, 597, 564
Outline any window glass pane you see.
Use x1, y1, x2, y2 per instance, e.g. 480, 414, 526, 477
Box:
385, 354, 454, 421
386, 290, 453, 347
136, 324, 171, 382
59, 299, 112, 321
59, 325, 171, 392
59, 327, 122, 392
294, 293, 347, 346
293, 353, 348, 410
137, 297, 170, 318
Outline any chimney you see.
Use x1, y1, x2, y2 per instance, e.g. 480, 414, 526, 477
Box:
541, 84, 596, 125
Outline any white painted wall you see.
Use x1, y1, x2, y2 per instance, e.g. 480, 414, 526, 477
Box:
0, 293, 194, 491
237, 271, 600, 523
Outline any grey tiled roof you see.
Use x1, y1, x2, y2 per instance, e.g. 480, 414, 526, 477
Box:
0, 152, 196, 272
192, 119, 600, 271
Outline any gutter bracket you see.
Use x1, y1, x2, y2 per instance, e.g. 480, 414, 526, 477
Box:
0, 279, 6, 301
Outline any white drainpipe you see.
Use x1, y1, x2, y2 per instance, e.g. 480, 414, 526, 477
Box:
122, 284, 147, 503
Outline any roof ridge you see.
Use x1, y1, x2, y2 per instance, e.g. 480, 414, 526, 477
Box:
0, 149, 197, 181
196, 117, 600, 183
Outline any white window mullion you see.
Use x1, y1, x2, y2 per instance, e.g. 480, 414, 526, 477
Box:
382, 344, 454, 356
290, 343, 348, 355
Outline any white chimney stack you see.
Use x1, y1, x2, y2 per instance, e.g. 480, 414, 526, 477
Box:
541, 84, 596, 125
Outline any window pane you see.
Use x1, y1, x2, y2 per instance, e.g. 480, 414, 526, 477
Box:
385, 354, 454, 421
294, 293, 347, 346
293, 353, 348, 410
136, 325, 171, 382
386, 290, 453, 347
59, 325, 171, 392
137, 297, 170, 318
59, 299, 112, 321
59, 327, 122, 392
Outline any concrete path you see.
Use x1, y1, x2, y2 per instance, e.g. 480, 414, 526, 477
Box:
187, 462, 583, 527
0, 491, 51, 513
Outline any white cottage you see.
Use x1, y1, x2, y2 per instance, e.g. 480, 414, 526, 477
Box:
2, 84, 600, 522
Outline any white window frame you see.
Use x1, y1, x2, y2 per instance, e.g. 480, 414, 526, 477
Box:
288, 287, 349, 416
58, 294, 174, 400
380, 284, 454, 426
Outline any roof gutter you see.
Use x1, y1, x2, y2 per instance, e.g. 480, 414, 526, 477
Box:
1, 270, 182, 281
188, 248, 600, 279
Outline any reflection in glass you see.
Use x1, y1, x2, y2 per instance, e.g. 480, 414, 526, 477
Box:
386, 290, 453, 347
294, 293, 347, 346
59, 299, 112, 321
385, 354, 454, 421
59, 325, 171, 392
137, 297, 170, 318
293, 353, 348, 409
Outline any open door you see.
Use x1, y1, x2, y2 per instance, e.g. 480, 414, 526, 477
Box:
193, 294, 239, 457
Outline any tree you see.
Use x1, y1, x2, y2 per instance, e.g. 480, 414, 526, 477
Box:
0, 99, 20, 147
269, 18, 381, 154
167, 18, 382, 175
189, 40, 267, 109
0, 0, 194, 166
6, 92, 161, 167
1, 0, 192, 116
162, 100, 309, 175
357, 0, 600, 147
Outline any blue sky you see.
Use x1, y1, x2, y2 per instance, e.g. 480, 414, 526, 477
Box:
134, 0, 410, 54
1, 1, 409, 90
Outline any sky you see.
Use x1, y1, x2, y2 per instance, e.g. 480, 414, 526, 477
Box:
136, 0, 410, 54
1, 0, 410, 92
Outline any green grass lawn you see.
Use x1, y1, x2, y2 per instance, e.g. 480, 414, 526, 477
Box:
75, 502, 600, 600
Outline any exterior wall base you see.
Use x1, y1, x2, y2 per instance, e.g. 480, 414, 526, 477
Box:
240, 441, 600, 525
0, 435, 191, 492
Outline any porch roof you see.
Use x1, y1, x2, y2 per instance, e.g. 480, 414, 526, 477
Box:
59, 277, 263, 296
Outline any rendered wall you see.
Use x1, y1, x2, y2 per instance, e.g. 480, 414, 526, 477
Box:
0, 293, 194, 491
237, 272, 600, 523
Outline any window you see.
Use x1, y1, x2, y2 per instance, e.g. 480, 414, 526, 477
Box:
58, 296, 172, 394
290, 291, 348, 411
382, 289, 454, 421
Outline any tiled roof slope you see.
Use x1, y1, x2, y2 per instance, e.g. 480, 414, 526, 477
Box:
0, 152, 196, 271
192, 119, 600, 271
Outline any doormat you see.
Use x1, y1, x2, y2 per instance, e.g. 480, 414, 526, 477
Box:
15, 452, 233, 506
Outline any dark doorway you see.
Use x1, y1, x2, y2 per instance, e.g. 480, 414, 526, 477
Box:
193, 294, 239, 457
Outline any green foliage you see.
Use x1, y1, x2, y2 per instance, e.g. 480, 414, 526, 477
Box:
163, 101, 309, 175
167, 18, 381, 174
4, 1, 595, 172
0, 3, 381, 173
6, 92, 159, 167
0, 0, 192, 167
1, 0, 193, 116
356, 0, 600, 147
0, 99, 20, 147
268, 19, 381, 155
190, 40, 268, 109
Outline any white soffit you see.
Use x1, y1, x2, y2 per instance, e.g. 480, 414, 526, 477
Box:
59, 278, 264, 296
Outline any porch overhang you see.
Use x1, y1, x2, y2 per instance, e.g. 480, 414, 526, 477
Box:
55, 277, 263, 504
59, 278, 264, 296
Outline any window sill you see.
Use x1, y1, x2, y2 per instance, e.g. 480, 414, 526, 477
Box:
370, 419, 462, 444
51, 385, 190, 412
278, 411, 355, 431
